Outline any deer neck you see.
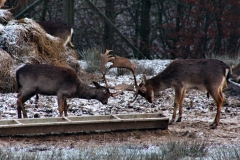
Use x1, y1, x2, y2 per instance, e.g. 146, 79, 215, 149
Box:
147, 73, 171, 92
75, 82, 99, 100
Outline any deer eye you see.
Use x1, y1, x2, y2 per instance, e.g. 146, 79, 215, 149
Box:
140, 89, 146, 94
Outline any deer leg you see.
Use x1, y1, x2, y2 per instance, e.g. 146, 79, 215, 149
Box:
63, 99, 68, 117
169, 88, 182, 125
176, 89, 186, 122
35, 94, 39, 104
17, 94, 23, 118
17, 91, 34, 118
57, 94, 65, 117
208, 87, 224, 129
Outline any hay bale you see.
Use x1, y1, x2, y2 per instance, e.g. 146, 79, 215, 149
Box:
0, 9, 13, 25
0, 49, 16, 93
1, 18, 68, 66
0, 16, 83, 67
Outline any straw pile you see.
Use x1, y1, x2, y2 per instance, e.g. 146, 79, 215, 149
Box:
0, 10, 81, 93
0, 49, 16, 92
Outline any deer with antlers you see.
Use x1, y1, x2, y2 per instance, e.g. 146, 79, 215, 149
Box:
16, 64, 112, 118
100, 51, 232, 129
131, 59, 231, 129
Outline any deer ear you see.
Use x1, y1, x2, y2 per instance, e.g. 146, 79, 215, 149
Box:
92, 81, 101, 88
142, 74, 147, 84
140, 87, 147, 93
150, 90, 154, 102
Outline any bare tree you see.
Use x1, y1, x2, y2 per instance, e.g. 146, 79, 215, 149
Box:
103, 0, 115, 51
139, 0, 151, 59
63, 0, 74, 25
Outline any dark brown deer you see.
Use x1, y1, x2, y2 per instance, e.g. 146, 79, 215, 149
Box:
132, 59, 231, 129
37, 21, 74, 47
16, 64, 111, 118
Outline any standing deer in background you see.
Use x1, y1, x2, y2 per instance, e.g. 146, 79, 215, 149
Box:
132, 59, 231, 129
16, 64, 111, 118
37, 21, 74, 47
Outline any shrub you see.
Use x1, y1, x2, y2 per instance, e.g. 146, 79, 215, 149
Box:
79, 46, 102, 73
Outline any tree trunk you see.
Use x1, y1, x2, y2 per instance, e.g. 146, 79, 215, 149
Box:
63, 0, 74, 25
40, 0, 49, 21
139, 0, 151, 59
171, 0, 182, 59
103, 0, 115, 51
157, 1, 167, 58
214, 0, 223, 56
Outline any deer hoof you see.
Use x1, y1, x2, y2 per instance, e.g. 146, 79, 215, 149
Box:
169, 119, 175, 125
210, 123, 218, 129
176, 117, 182, 122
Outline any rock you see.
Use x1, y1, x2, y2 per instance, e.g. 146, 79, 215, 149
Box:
34, 113, 40, 118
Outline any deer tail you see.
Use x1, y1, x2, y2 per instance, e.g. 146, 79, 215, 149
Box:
224, 67, 232, 89
15, 69, 21, 92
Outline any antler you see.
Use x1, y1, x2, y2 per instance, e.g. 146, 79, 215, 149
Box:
108, 56, 138, 90
100, 49, 114, 88
100, 49, 124, 97
131, 74, 147, 103
100, 49, 139, 98
109, 84, 135, 97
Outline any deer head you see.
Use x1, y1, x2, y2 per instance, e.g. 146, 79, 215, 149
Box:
132, 74, 155, 103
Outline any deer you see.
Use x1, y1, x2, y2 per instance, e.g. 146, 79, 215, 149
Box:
37, 21, 74, 47
131, 59, 231, 129
16, 64, 112, 118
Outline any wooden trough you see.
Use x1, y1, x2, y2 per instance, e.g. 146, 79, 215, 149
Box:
0, 113, 169, 136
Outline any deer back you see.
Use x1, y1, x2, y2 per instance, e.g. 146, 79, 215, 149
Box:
37, 21, 74, 47
16, 64, 78, 95
156, 59, 228, 88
